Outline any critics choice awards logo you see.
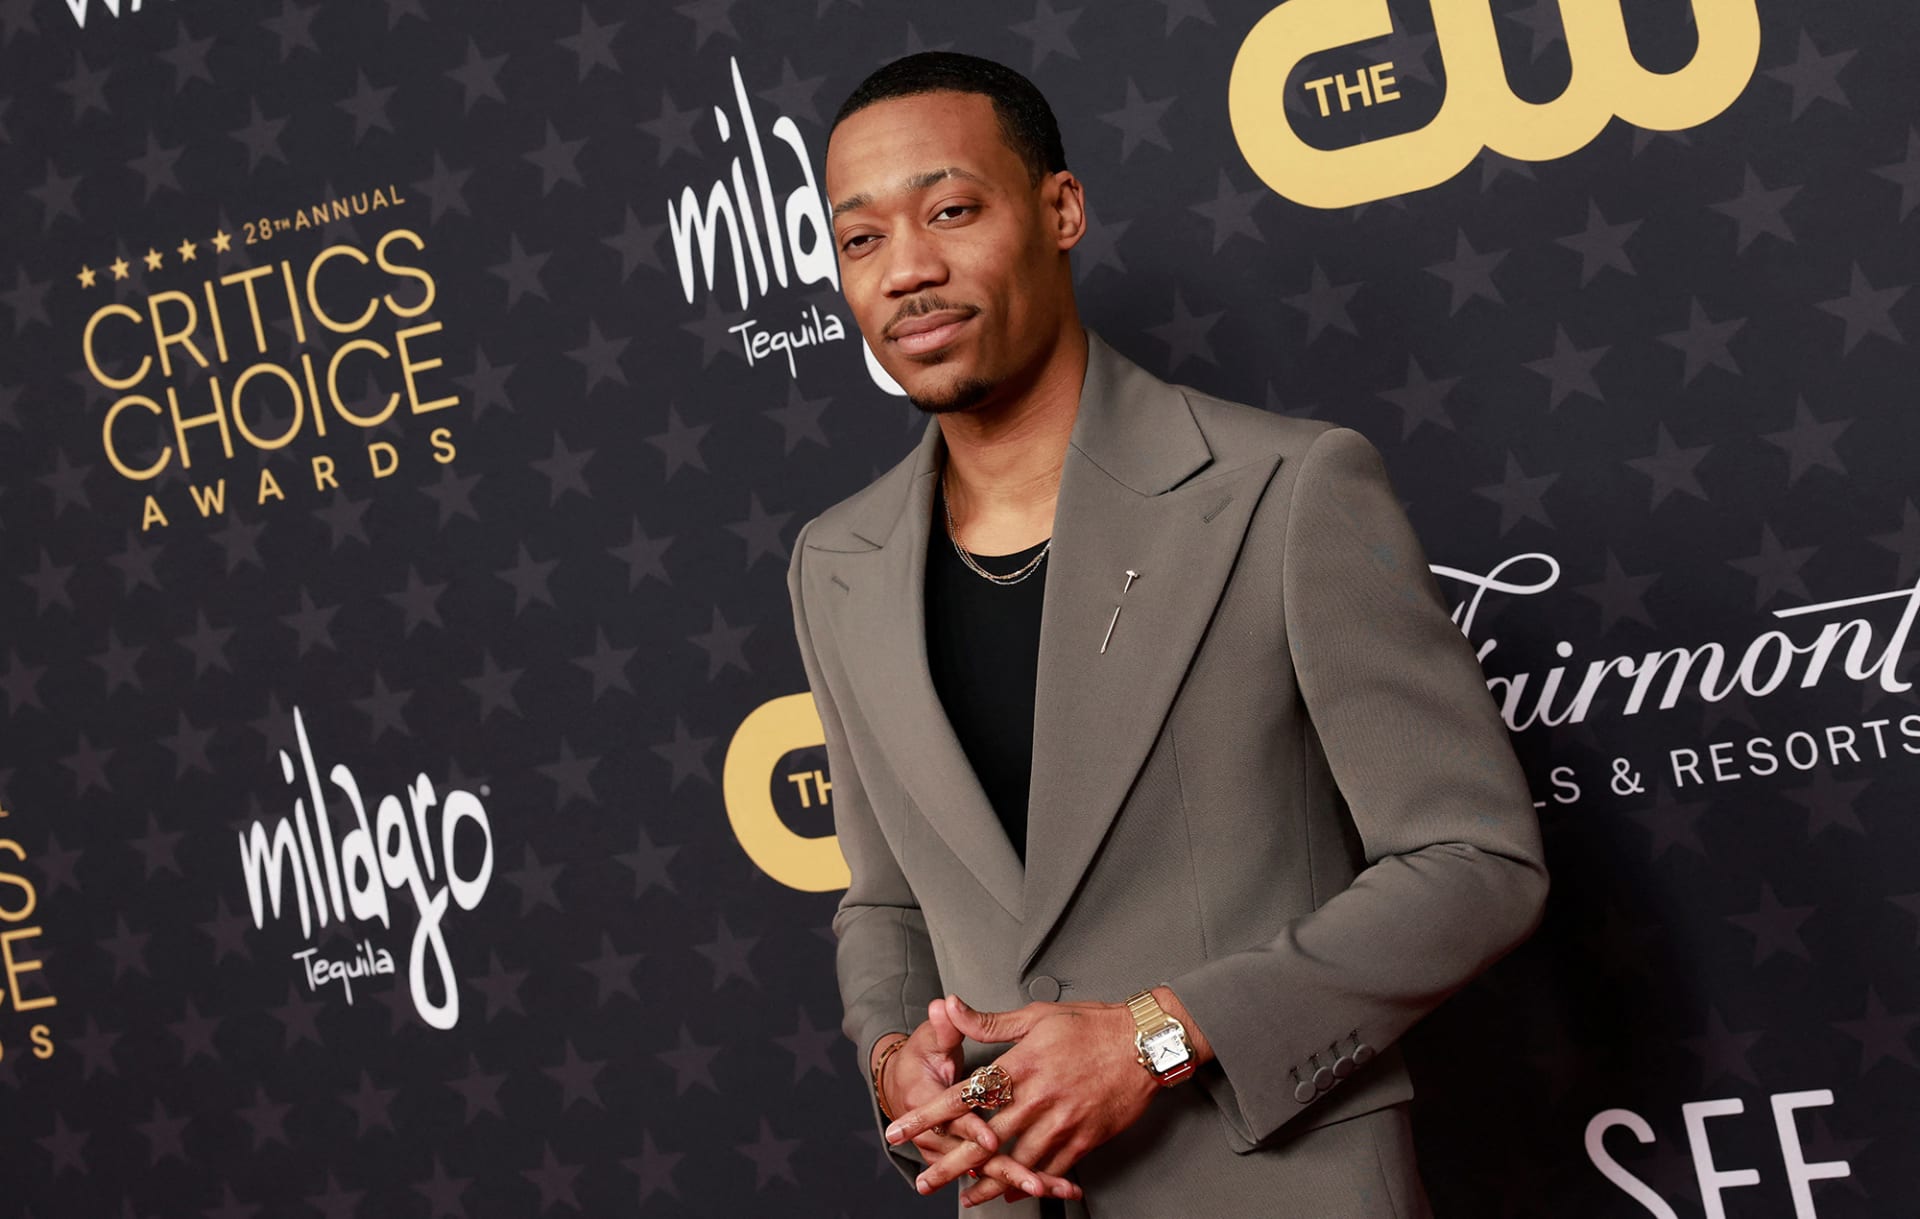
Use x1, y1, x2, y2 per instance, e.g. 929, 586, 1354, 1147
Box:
237, 707, 495, 1030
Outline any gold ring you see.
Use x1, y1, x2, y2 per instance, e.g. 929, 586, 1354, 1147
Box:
959, 1062, 1014, 1111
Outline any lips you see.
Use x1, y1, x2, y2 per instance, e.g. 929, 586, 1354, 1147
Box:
889, 310, 974, 355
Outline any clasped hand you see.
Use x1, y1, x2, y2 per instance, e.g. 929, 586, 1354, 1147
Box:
883, 994, 1163, 1207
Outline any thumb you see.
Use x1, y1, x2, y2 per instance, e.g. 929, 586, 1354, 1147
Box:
945, 994, 1034, 1044
926, 995, 963, 1054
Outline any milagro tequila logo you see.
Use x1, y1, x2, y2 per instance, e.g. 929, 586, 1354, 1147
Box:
666, 57, 904, 394
237, 707, 495, 1029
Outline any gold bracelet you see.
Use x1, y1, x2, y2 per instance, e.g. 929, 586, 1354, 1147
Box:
871, 1033, 910, 1122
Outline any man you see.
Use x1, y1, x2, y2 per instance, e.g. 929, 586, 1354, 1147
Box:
785, 51, 1548, 1217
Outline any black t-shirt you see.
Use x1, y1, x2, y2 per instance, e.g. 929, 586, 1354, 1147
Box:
924, 481, 1048, 863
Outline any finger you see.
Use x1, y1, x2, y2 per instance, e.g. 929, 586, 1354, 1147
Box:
956, 1153, 1075, 1206
945, 1109, 1000, 1153
927, 995, 963, 1055
945, 994, 1041, 1045
913, 1132, 997, 1196
885, 1088, 974, 1146
962, 1123, 1077, 1207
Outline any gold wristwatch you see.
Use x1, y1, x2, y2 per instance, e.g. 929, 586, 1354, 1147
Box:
1125, 988, 1195, 1085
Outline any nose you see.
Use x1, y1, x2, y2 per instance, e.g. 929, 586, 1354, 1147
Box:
880, 224, 948, 298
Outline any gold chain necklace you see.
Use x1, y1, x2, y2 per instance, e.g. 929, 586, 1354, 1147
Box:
942, 474, 1050, 586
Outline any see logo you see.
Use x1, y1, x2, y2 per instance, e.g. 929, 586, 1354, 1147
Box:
1229, 0, 1762, 208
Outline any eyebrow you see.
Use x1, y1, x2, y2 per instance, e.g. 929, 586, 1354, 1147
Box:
831, 166, 985, 222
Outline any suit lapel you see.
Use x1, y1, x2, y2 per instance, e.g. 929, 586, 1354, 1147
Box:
1016, 336, 1281, 970
823, 422, 1028, 919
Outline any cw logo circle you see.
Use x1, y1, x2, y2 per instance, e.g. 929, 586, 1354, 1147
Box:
722, 694, 850, 892
1230, 0, 1760, 208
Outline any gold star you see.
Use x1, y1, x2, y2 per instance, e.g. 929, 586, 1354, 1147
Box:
177, 237, 199, 262
144, 247, 164, 271
77, 265, 98, 288
211, 229, 233, 253
111, 257, 131, 280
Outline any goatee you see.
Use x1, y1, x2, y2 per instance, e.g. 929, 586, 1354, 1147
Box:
908, 376, 996, 415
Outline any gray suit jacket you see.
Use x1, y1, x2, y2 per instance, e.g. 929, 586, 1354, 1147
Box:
785, 333, 1548, 1217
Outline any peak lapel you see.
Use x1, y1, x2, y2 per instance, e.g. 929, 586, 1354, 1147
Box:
823, 420, 1027, 919
1017, 336, 1283, 971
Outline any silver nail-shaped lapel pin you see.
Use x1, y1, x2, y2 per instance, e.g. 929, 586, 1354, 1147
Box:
1100, 570, 1140, 654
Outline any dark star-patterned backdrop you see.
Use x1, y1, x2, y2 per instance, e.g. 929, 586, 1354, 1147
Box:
0, 0, 1915, 1215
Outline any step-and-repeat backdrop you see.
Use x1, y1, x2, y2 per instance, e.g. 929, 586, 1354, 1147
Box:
1, 0, 1914, 1214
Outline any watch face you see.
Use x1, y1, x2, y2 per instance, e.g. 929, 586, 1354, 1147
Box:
1144, 1028, 1190, 1072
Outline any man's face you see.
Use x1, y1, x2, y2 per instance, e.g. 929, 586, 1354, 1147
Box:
826, 90, 1074, 414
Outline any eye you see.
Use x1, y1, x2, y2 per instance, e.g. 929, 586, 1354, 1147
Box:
933, 204, 975, 222
840, 233, 876, 253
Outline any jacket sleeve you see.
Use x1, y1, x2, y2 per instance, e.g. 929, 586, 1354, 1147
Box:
786, 517, 945, 1182
1166, 425, 1550, 1148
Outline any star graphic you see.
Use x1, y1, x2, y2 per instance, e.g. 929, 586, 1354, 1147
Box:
1871, 128, 1920, 221
1189, 170, 1265, 252
61, 731, 115, 796
1624, 797, 1707, 860
168, 998, 224, 1064
679, 295, 751, 364
758, 58, 827, 125
1554, 202, 1638, 285
413, 1157, 473, 1219
522, 1143, 584, 1212
384, 565, 449, 636
238, 1086, 293, 1148
463, 650, 525, 720
579, 932, 643, 1004
657, 1024, 722, 1095
544, 1040, 609, 1109
1147, 288, 1222, 370
1762, 397, 1848, 484
1681, 1007, 1765, 1087
1814, 262, 1907, 355
447, 1051, 510, 1121
2, 268, 53, 334
1726, 882, 1815, 964
765, 382, 831, 454
503, 846, 565, 915
1503, 0, 1566, 60
1375, 356, 1458, 439
77, 264, 97, 288
203, 1185, 261, 1219
523, 121, 588, 194
567, 319, 630, 392
281, 586, 342, 655
134, 1098, 191, 1165
533, 431, 597, 503
268, 980, 326, 1048
419, 465, 483, 527
261, 0, 320, 59
69, 1016, 123, 1079
1523, 325, 1608, 409
231, 100, 290, 170
29, 158, 83, 231
337, 70, 396, 142
1833, 988, 1919, 1073
611, 518, 675, 587
1870, 501, 1920, 585
640, 88, 703, 165
89, 627, 145, 695
1626, 424, 1712, 509
738, 1119, 804, 1190
1425, 229, 1506, 314
1657, 298, 1744, 384
445, 37, 507, 112
647, 405, 712, 478
341, 1071, 398, 1136
618, 825, 681, 897
176, 237, 198, 261
57, 50, 114, 119
557, 7, 622, 79
304, 1174, 365, 1219
1763, 29, 1854, 120
1727, 524, 1815, 607
603, 205, 664, 279
1284, 262, 1362, 344
689, 608, 754, 679
1100, 79, 1174, 161
539, 740, 599, 807
573, 627, 637, 700
1072, 203, 1131, 281
1783, 773, 1871, 839
1574, 552, 1658, 632
160, 21, 216, 89
1473, 453, 1557, 535
455, 346, 516, 416
1709, 165, 1800, 252
130, 812, 185, 876
36, 1113, 89, 1176
623, 1131, 684, 1204
198, 896, 253, 964
1156, 0, 1213, 35
497, 543, 560, 614
127, 131, 185, 201
1010, 0, 1081, 69
696, 914, 760, 989
774, 1006, 842, 1081
468, 953, 529, 1023
488, 234, 551, 307
727, 493, 793, 568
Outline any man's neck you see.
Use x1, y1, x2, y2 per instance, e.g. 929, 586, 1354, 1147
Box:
936, 326, 1088, 549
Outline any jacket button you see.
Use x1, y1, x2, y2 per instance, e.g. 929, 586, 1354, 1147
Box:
1026, 975, 1062, 1002
1333, 1055, 1354, 1079
1353, 1042, 1375, 1066
1293, 1079, 1317, 1104
1312, 1065, 1335, 1092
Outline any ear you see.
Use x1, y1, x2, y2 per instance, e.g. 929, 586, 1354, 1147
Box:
1046, 170, 1087, 253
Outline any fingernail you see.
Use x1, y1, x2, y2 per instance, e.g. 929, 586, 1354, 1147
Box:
885, 1123, 903, 1141
916, 1176, 929, 1194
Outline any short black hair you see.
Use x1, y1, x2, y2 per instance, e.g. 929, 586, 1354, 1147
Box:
831, 51, 1068, 185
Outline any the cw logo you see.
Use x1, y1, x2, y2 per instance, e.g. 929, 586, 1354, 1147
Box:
722, 695, 849, 893
1230, 0, 1762, 208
